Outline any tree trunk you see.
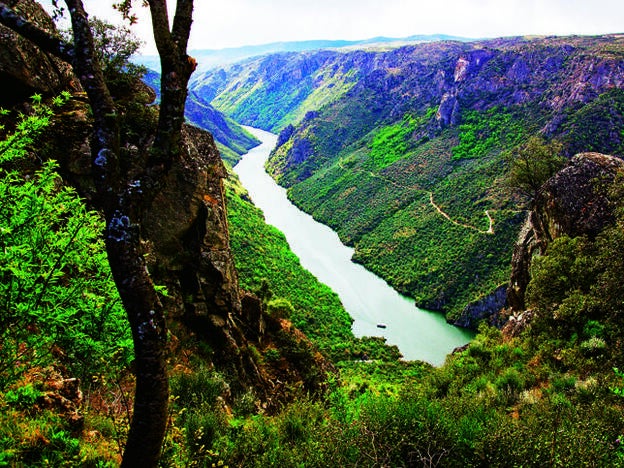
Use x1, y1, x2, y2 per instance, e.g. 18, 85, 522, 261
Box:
105, 216, 169, 468
0, 2, 273, 465
63, 1, 172, 464
0, 1, 194, 464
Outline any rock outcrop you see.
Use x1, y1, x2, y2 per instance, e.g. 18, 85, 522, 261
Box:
457, 152, 624, 330
2, 0, 332, 405
436, 91, 461, 127
453, 285, 508, 329
532, 152, 624, 242
0, 0, 76, 106
506, 152, 624, 325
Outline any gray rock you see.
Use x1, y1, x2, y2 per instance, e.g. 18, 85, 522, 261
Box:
0, 0, 75, 106
453, 285, 508, 329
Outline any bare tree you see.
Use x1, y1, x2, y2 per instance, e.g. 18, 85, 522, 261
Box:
0, 1, 196, 465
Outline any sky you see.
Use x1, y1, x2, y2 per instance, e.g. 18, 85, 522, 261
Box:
40, 0, 624, 55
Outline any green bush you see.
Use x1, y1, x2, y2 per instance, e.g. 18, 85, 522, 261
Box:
266, 298, 294, 320
495, 368, 524, 395
0, 97, 131, 388
4, 384, 42, 410
170, 368, 227, 410
184, 410, 224, 458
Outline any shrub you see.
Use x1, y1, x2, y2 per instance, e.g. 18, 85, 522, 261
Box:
4, 384, 42, 410
580, 337, 607, 356
494, 368, 524, 403
184, 410, 224, 457
266, 298, 294, 320
0, 97, 131, 388
170, 368, 227, 410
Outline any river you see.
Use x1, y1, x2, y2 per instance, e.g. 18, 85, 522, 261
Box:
233, 127, 473, 365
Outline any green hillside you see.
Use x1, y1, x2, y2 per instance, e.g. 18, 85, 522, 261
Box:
3, 3, 624, 462
224, 172, 402, 362
196, 35, 624, 322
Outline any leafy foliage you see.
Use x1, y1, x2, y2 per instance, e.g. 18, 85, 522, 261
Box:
89, 17, 146, 84
452, 106, 525, 159
0, 97, 133, 466
225, 174, 401, 361
0, 159, 132, 384
369, 108, 436, 168
0, 99, 132, 388
451, 107, 526, 160
525, 196, 624, 371
0, 92, 70, 165
4, 384, 43, 410
506, 135, 565, 202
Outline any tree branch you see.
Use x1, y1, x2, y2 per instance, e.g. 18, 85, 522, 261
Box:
146, 0, 196, 168
147, 0, 174, 62
64, 0, 120, 195
171, 0, 193, 52
0, 2, 74, 62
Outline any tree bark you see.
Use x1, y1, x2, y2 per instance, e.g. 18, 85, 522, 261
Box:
107, 216, 169, 468
0, 2, 74, 62
147, 0, 196, 167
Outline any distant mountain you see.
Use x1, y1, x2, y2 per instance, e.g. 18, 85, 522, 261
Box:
135, 34, 474, 72
137, 35, 474, 162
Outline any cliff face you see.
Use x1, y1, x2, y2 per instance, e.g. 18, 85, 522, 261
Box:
532, 153, 624, 241
1, 0, 332, 402
505, 152, 624, 332
0, 0, 76, 106
266, 37, 624, 183
191, 35, 624, 323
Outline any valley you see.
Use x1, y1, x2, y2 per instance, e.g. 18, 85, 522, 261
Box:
233, 126, 472, 364
193, 34, 624, 325
2, 1, 624, 462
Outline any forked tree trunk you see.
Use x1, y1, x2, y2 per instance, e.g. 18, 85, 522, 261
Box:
0, 1, 197, 465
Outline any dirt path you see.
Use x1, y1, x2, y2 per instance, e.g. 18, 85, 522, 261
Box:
337, 158, 495, 235
428, 192, 494, 235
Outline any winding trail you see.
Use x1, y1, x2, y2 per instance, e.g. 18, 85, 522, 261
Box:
428, 192, 494, 235
337, 158, 495, 235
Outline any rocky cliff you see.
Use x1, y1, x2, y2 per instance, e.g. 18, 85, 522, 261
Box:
1, 0, 332, 404
192, 35, 624, 324
504, 152, 624, 334
0, 0, 76, 105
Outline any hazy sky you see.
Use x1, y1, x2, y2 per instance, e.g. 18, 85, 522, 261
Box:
40, 0, 624, 54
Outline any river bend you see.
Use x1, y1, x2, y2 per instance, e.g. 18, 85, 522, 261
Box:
233, 126, 472, 365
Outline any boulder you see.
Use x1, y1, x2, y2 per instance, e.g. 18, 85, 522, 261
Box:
533, 152, 624, 241
506, 152, 624, 316
0, 0, 75, 106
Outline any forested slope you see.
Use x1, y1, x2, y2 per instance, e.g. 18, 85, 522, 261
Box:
196, 35, 624, 323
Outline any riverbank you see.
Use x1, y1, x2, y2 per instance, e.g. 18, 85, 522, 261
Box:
233, 126, 472, 365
